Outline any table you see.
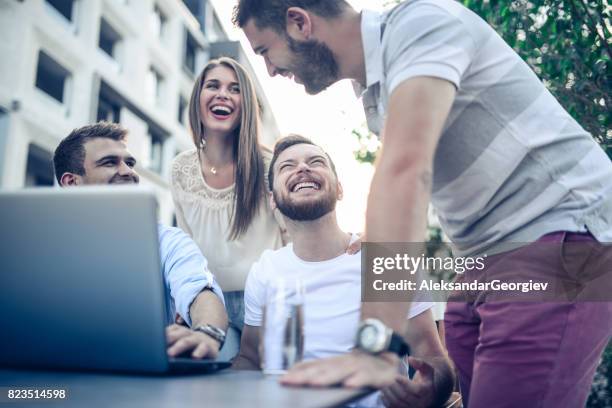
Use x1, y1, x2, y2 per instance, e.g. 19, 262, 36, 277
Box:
0, 369, 371, 407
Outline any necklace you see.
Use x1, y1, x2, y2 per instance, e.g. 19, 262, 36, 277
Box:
198, 145, 232, 176
199, 149, 217, 175
198, 139, 218, 174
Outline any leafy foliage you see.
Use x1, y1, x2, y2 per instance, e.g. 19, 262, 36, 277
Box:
352, 127, 380, 164
354, 0, 611, 163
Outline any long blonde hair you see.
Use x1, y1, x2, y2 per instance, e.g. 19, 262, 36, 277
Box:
188, 57, 265, 240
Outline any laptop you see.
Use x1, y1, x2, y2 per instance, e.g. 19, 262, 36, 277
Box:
0, 187, 230, 374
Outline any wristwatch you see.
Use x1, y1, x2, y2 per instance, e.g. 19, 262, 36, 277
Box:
194, 324, 226, 349
355, 319, 410, 357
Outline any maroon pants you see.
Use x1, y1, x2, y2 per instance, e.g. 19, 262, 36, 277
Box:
445, 232, 612, 407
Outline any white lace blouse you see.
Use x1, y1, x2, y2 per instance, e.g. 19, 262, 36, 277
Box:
171, 149, 285, 292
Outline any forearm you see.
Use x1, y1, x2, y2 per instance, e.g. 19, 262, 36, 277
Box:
366, 152, 432, 243
189, 289, 228, 330
232, 353, 260, 370
363, 77, 454, 342
232, 325, 261, 370
362, 160, 432, 333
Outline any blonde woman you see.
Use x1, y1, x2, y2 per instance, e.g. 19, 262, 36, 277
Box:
171, 58, 283, 354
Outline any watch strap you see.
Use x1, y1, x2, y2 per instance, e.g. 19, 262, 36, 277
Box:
194, 324, 226, 349
388, 331, 410, 357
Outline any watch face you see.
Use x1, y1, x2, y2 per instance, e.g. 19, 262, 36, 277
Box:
360, 326, 379, 350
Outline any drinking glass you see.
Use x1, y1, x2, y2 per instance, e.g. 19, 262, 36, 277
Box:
260, 278, 305, 375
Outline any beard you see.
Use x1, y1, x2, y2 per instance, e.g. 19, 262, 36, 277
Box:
273, 189, 337, 222
286, 37, 339, 95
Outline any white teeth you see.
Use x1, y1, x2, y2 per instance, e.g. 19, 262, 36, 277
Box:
211, 105, 232, 114
292, 181, 320, 192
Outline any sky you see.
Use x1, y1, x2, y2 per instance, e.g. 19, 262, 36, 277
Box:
210, 0, 389, 233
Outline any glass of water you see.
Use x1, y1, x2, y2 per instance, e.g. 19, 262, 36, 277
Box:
260, 277, 305, 375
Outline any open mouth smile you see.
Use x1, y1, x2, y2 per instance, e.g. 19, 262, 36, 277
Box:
210, 105, 234, 120
291, 181, 321, 192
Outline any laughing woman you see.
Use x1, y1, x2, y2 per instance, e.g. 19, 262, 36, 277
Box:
171, 58, 285, 358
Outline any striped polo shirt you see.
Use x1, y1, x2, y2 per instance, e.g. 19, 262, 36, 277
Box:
356, 0, 612, 255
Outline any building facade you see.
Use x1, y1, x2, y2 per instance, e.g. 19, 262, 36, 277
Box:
0, 0, 280, 224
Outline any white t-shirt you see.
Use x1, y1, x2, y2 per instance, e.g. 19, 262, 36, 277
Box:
244, 235, 434, 361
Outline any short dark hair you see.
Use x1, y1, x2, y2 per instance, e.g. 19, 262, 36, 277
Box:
53, 121, 128, 184
233, 0, 349, 33
268, 134, 337, 190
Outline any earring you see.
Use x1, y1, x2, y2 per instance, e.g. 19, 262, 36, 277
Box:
199, 137, 206, 149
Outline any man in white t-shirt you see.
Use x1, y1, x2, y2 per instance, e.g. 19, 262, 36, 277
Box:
234, 135, 453, 407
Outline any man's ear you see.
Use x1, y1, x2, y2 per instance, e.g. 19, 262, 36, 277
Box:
268, 191, 277, 211
59, 172, 82, 187
286, 7, 312, 40
337, 181, 344, 201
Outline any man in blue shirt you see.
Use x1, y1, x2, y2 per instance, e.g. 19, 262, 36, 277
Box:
53, 121, 228, 360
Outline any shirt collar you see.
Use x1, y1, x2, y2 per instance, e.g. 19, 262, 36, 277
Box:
353, 9, 384, 96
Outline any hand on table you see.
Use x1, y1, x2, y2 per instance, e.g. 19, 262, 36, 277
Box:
166, 324, 220, 359
280, 351, 399, 388
380, 357, 435, 408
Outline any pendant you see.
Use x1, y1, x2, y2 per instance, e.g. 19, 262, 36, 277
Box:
210, 167, 217, 175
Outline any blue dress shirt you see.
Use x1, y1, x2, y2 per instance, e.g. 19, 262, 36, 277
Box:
158, 224, 224, 327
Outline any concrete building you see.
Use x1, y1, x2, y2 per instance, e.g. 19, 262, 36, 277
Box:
0, 0, 280, 224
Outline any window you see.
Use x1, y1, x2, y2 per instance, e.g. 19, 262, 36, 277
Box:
210, 15, 226, 42
150, 5, 168, 40
35, 51, 71, 103
97, 94, 121, 123
148, 129, 165, 174
46, 0, 74, 21
178, 95, 188, 126
184, 31, 200, 75
98, 18, 122, 60
182, 0, 199, 17
146, 67, 164, 106
25, 144, 54, 187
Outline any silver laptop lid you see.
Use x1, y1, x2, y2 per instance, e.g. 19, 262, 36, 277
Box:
0, 187, 169, 373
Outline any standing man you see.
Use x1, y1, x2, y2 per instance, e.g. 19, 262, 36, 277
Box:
233, 0, 612, 406
54, 121, 231, 360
